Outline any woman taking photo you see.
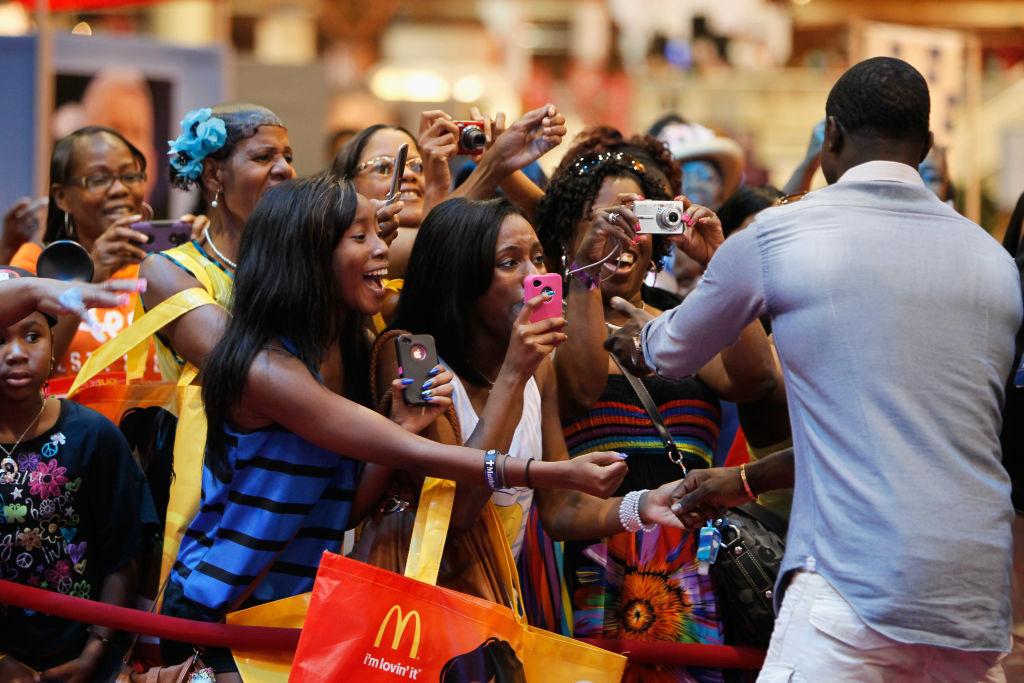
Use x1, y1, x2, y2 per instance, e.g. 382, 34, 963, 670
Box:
158, 175, 632, 681
9, 126, 162, 391
533, 133, 780, 681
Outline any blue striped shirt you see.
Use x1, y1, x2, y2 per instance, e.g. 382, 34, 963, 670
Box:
172, 426, 358, 612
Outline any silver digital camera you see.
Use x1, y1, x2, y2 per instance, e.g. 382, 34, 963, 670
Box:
635, 200, 686, 234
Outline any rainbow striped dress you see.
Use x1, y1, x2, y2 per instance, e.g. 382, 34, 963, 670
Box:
522, 371, 725, 683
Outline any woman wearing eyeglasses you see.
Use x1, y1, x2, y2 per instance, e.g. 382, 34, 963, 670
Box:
8, 126, 162, 390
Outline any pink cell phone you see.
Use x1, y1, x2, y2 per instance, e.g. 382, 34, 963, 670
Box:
522, 273, 563, 324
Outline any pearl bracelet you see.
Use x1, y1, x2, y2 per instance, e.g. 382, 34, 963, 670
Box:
619, 489, 657, 533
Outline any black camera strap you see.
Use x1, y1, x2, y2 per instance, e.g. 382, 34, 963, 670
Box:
610, 353, 687, 476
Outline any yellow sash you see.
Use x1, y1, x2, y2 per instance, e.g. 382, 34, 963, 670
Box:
69, 250, 222, 607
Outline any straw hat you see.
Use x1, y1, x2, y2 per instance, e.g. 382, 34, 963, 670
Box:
656, 122, 745, 196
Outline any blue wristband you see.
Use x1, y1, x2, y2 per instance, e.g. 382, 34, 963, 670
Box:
484, 450, 500, 490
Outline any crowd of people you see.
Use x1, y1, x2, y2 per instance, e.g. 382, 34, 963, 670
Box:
0, 55, 1021, 683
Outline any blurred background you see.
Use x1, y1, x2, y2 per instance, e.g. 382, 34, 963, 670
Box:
2, 0, 1023, 236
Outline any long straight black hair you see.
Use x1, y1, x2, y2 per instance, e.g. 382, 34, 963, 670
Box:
45, 126, 146, 242
389, 197, 524, 387
202, 173, 367, 479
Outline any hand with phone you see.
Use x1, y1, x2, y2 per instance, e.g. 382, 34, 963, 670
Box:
372, 198, 403, 247
495, 289, 567, 385
90, 213, 150, 282
390, 334, 456, 434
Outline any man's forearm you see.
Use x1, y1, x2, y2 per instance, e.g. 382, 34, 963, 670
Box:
745, 447, 795, 495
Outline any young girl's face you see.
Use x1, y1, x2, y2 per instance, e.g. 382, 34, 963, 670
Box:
333, 194, 389, 316
0, 312, 52, 403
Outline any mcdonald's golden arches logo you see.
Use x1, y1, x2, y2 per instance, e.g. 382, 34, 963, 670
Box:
374, 604, 422, 659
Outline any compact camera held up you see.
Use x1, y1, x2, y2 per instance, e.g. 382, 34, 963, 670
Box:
635, 200, 687, 234
454, 120, 487, 155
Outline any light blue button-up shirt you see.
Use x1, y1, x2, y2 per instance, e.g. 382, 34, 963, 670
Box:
642, 161, 1023, 651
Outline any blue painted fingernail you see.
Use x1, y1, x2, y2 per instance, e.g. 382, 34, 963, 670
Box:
422, 379, 433, 390
428, 366, 442, 377
421, 389, 433, 398
400, 378, 415, 385
424, 396, 434, 403
615, 452, 629, 459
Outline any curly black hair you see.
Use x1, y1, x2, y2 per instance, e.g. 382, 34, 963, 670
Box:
536, 126, 677, 269
826, 57, 930, 147
168, 102, 285, 191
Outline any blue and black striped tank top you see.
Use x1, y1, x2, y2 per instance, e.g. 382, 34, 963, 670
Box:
171, 425, 358, 612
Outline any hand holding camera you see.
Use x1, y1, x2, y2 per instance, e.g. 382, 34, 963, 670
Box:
418, 110, 461, 208
574, 195, 640, 270
668, 196, 724, 267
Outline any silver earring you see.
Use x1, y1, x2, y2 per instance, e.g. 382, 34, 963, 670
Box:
64, 211, 74, 237
210, 190, 220, 209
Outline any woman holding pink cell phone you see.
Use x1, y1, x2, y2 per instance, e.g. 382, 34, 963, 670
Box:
354, 196, 688, 607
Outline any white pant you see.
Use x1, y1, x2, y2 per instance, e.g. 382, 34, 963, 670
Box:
757, 570, 1006, 683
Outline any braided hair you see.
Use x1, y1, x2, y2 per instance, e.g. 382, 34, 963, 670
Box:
536, 126, 677, 269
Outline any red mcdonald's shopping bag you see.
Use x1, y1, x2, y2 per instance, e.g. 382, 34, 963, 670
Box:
289, 478, 625, 682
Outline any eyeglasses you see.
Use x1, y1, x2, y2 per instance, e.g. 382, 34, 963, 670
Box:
356, 155, 424, 177
571, 151, 646, 177
779, 191, 808, 205
70, 171, 147, 192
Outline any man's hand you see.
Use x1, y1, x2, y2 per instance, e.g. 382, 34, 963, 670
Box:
668, 467, 752, 528
603, 296, 655, 375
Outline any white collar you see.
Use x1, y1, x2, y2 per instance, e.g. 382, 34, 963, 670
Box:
837, 160, 925, 187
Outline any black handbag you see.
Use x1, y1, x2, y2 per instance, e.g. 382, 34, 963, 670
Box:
611, 355, 787, 648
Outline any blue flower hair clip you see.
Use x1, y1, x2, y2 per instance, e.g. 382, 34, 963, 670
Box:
168, 108, 228, 180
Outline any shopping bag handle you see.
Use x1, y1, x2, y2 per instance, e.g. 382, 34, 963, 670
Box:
405, 476, 529, 626
68, 287, 215, 396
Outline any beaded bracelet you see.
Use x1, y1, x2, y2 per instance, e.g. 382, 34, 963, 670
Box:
619, 489, 657, 533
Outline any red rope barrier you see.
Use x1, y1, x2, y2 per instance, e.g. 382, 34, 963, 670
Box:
0, 579, 299, 652
0, 579, 767, 669
581, 639, 766, 670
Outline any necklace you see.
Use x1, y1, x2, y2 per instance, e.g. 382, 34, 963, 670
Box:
0, 397, 48, 458
203, 226, 237, 270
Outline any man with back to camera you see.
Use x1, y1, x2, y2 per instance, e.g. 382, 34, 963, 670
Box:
607, 57, 1022, 680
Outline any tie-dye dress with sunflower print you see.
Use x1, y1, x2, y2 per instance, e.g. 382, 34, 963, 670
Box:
560, 372, 725, 683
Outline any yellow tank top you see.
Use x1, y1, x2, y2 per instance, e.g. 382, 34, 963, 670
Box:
150, 241, 234, 380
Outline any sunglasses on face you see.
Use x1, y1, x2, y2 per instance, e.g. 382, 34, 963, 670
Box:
357, 155, 424, 177
69, 171, 147, 192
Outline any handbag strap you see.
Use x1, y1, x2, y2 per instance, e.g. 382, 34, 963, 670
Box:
609, 353, 687, 476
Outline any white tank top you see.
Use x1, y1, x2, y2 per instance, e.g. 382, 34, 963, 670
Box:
448, 372, 542, 559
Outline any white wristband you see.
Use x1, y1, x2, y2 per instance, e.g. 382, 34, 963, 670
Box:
619, 489, 657, 533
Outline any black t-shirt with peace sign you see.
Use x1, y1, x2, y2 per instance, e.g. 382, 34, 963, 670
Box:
0, 400, 157, 670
